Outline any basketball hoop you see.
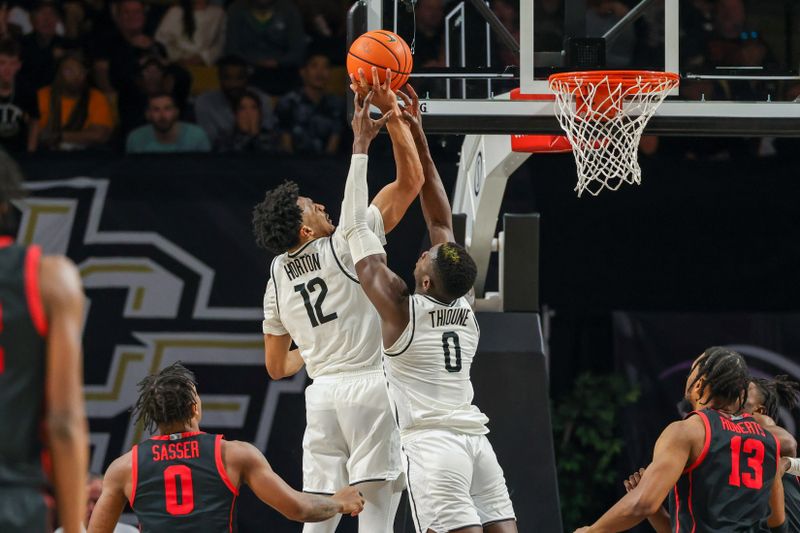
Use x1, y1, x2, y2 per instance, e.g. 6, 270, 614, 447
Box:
548, 70, 679, 197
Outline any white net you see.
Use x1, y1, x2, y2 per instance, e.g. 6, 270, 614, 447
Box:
549, 72, 679, 197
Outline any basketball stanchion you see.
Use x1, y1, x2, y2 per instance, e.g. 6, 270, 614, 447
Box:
509, 89, 572, 154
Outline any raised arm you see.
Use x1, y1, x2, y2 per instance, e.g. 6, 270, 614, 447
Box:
87, 454, 131, 533
350, 68, 424, 233
341, 91, 411, 346
574, 417, 703, 533
399, 85, 453, 246
226, 440, 364, 522
41, 255, 89, 533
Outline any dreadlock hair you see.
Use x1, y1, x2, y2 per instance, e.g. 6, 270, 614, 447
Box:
687, 346, 750, 411
432, 242, 477, 301
752, 375, 800, 420
132, 362, 198, 433
252, 181, 303, 254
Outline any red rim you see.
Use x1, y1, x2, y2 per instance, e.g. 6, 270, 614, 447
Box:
548, 70, 679, 91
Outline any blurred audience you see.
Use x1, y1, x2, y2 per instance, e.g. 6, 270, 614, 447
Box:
276, 51, 341, 155
93, 0, 189, 105
37, 51, 112, 150
586, 0, 635, 68
19, 0, 73, 89
295, 0, 347, 63
414, 0, 444, 67
54, 474, 138, 533
154, 0, 225, 67
217, 89, 279, 152
194, 54, 274, 147
224, 0, 306, 95
0, 37, 38, 152
126, 92, 210, 152
1, 1, 24, 38
117, 54, 185, 136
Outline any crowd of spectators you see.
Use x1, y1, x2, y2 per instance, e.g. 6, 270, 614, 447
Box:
0, 0, 352, 154
0, 0, 796, 156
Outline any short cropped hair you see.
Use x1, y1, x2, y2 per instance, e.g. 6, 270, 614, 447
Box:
433, 242, 477, 301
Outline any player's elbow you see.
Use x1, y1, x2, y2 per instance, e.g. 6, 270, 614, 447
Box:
46, 409, 87, 443
782, 435, 797, 458
265, 357, 287, 380
629, 492, 663, 518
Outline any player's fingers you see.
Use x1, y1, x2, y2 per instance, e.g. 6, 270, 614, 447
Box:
406, 83, 419, 103
375, 110, 394, 128
357, 67, 369, 88
363, 90, 375, 109
639, 467, 646, 475
353, 91, 361, 112
623, 480, 632, 492
397, 90, 412, 107
371, 66, 380, 91
384, 68, 392, 91
401, 110, 417, 124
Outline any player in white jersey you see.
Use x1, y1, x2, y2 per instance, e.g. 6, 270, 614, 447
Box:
254, 71, 424, 533
339, 85, 517, 533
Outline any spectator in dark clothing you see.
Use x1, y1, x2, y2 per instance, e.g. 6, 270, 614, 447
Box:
224, 0, 306, 95
413, 0, 444, 67
93, 0, 189, 105
117, 54, 185, 136
217, 89, 279, 152
295, 0, 347, 63
276, 52, 341, 155
0, 38, 38, 152
19, 0, 74, 89
194, 54, 274, 147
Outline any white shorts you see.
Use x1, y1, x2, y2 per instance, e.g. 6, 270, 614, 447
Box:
402, 430, 516, 533
302, 368, 403, 493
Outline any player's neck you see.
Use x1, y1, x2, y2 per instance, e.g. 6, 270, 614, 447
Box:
288, 235, 315, 253
158, 422, 200, 435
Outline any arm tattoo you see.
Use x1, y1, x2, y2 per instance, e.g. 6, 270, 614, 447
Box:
303, 494, 341, 521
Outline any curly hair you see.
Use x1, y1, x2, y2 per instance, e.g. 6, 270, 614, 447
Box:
131, 363, 198, 433
688, 347, 750, 411
432, 242, 477, 301
751, 375, 800, 420
252, 181, 304, 254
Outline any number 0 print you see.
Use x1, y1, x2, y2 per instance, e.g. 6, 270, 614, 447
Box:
163, 465, 195, 515
729, 436, 765, 489
442, 331, 462, 372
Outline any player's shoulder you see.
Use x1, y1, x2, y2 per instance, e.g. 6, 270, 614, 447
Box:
40, 255, 83, 302
662, 414, 707, 443
104, 449, 134, 487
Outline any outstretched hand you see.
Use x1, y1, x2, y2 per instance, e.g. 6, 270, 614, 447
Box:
623, 468, 646, 493
350, 67, 399, 114
397, 84, 424, 142
351, 90, 393, 154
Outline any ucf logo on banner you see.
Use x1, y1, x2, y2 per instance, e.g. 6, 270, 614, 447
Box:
15, 178, 308, 474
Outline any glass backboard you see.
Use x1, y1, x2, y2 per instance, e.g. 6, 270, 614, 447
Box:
351, 0, 800, 135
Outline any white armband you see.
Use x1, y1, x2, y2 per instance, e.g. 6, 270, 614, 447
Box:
787, 456, 800, 476
339, 154, 369, 232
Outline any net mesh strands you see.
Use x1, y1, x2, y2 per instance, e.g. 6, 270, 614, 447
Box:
549, 71, 679, 197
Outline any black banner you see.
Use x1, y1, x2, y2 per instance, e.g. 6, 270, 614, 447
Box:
614, 311, 800, 476
16, 152, 457, 531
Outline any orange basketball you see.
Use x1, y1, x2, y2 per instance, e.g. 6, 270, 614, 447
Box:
347, 30, 412, 92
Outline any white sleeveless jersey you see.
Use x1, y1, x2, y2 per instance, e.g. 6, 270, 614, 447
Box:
383, 294, 489, 440
262, 206, 385, 379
